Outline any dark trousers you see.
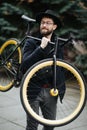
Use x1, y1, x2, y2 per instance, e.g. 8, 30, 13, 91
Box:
26, 88, 58, 130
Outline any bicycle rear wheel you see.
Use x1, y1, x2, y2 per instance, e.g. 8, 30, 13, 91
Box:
0, 39, 22, 91
20, 58, 86, 126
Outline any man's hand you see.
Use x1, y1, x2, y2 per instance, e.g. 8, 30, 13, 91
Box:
40, 37, 50, 49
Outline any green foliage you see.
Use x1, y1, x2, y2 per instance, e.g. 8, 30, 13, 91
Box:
0, 1, 30, 44
0, 18, 17, 44
0, 2, 28, 15
0, 0, 87, 42
59, 1, 76, 13
0, 18, 17, 32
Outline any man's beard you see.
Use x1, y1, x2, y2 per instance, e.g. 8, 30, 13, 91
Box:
40, 28, 53, 36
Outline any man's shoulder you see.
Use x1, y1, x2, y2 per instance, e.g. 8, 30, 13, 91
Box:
26, 38, 36, 43
24, 38, 37, 46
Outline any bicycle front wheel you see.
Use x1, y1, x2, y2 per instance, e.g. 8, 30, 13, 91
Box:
20, 58, 86, 126
0, 39, 22, 91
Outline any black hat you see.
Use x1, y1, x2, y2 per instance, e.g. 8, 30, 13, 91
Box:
36, 10, 62, 29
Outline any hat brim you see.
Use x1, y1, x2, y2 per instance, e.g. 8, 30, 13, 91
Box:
36, 12, 62, 29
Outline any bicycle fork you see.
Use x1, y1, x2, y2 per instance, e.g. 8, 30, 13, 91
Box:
50, 38, 59, 96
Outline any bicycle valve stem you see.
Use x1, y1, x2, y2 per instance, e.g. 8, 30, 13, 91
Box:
50, 88, 58, 96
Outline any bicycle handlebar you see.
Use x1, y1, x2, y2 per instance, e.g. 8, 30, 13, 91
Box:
27, 35, 73, 46
27, 35, 55, 44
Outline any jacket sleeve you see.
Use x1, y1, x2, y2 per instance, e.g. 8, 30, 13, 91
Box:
20, 39, 44, 74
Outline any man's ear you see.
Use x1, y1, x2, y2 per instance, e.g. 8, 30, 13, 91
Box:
53, 25, 57, 30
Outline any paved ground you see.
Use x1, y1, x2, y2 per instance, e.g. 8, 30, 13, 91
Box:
0, 87, 87, 130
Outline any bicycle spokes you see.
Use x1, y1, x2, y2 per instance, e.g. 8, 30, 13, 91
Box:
0, 39, 22, 91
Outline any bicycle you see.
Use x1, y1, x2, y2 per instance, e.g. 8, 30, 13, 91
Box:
0, 15, 86, 127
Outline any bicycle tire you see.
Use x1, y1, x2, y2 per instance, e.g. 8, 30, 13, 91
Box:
0, 39, 22, 91
20, 58, 86, 126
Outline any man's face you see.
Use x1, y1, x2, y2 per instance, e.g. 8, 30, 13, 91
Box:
40, 17, 57, 36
